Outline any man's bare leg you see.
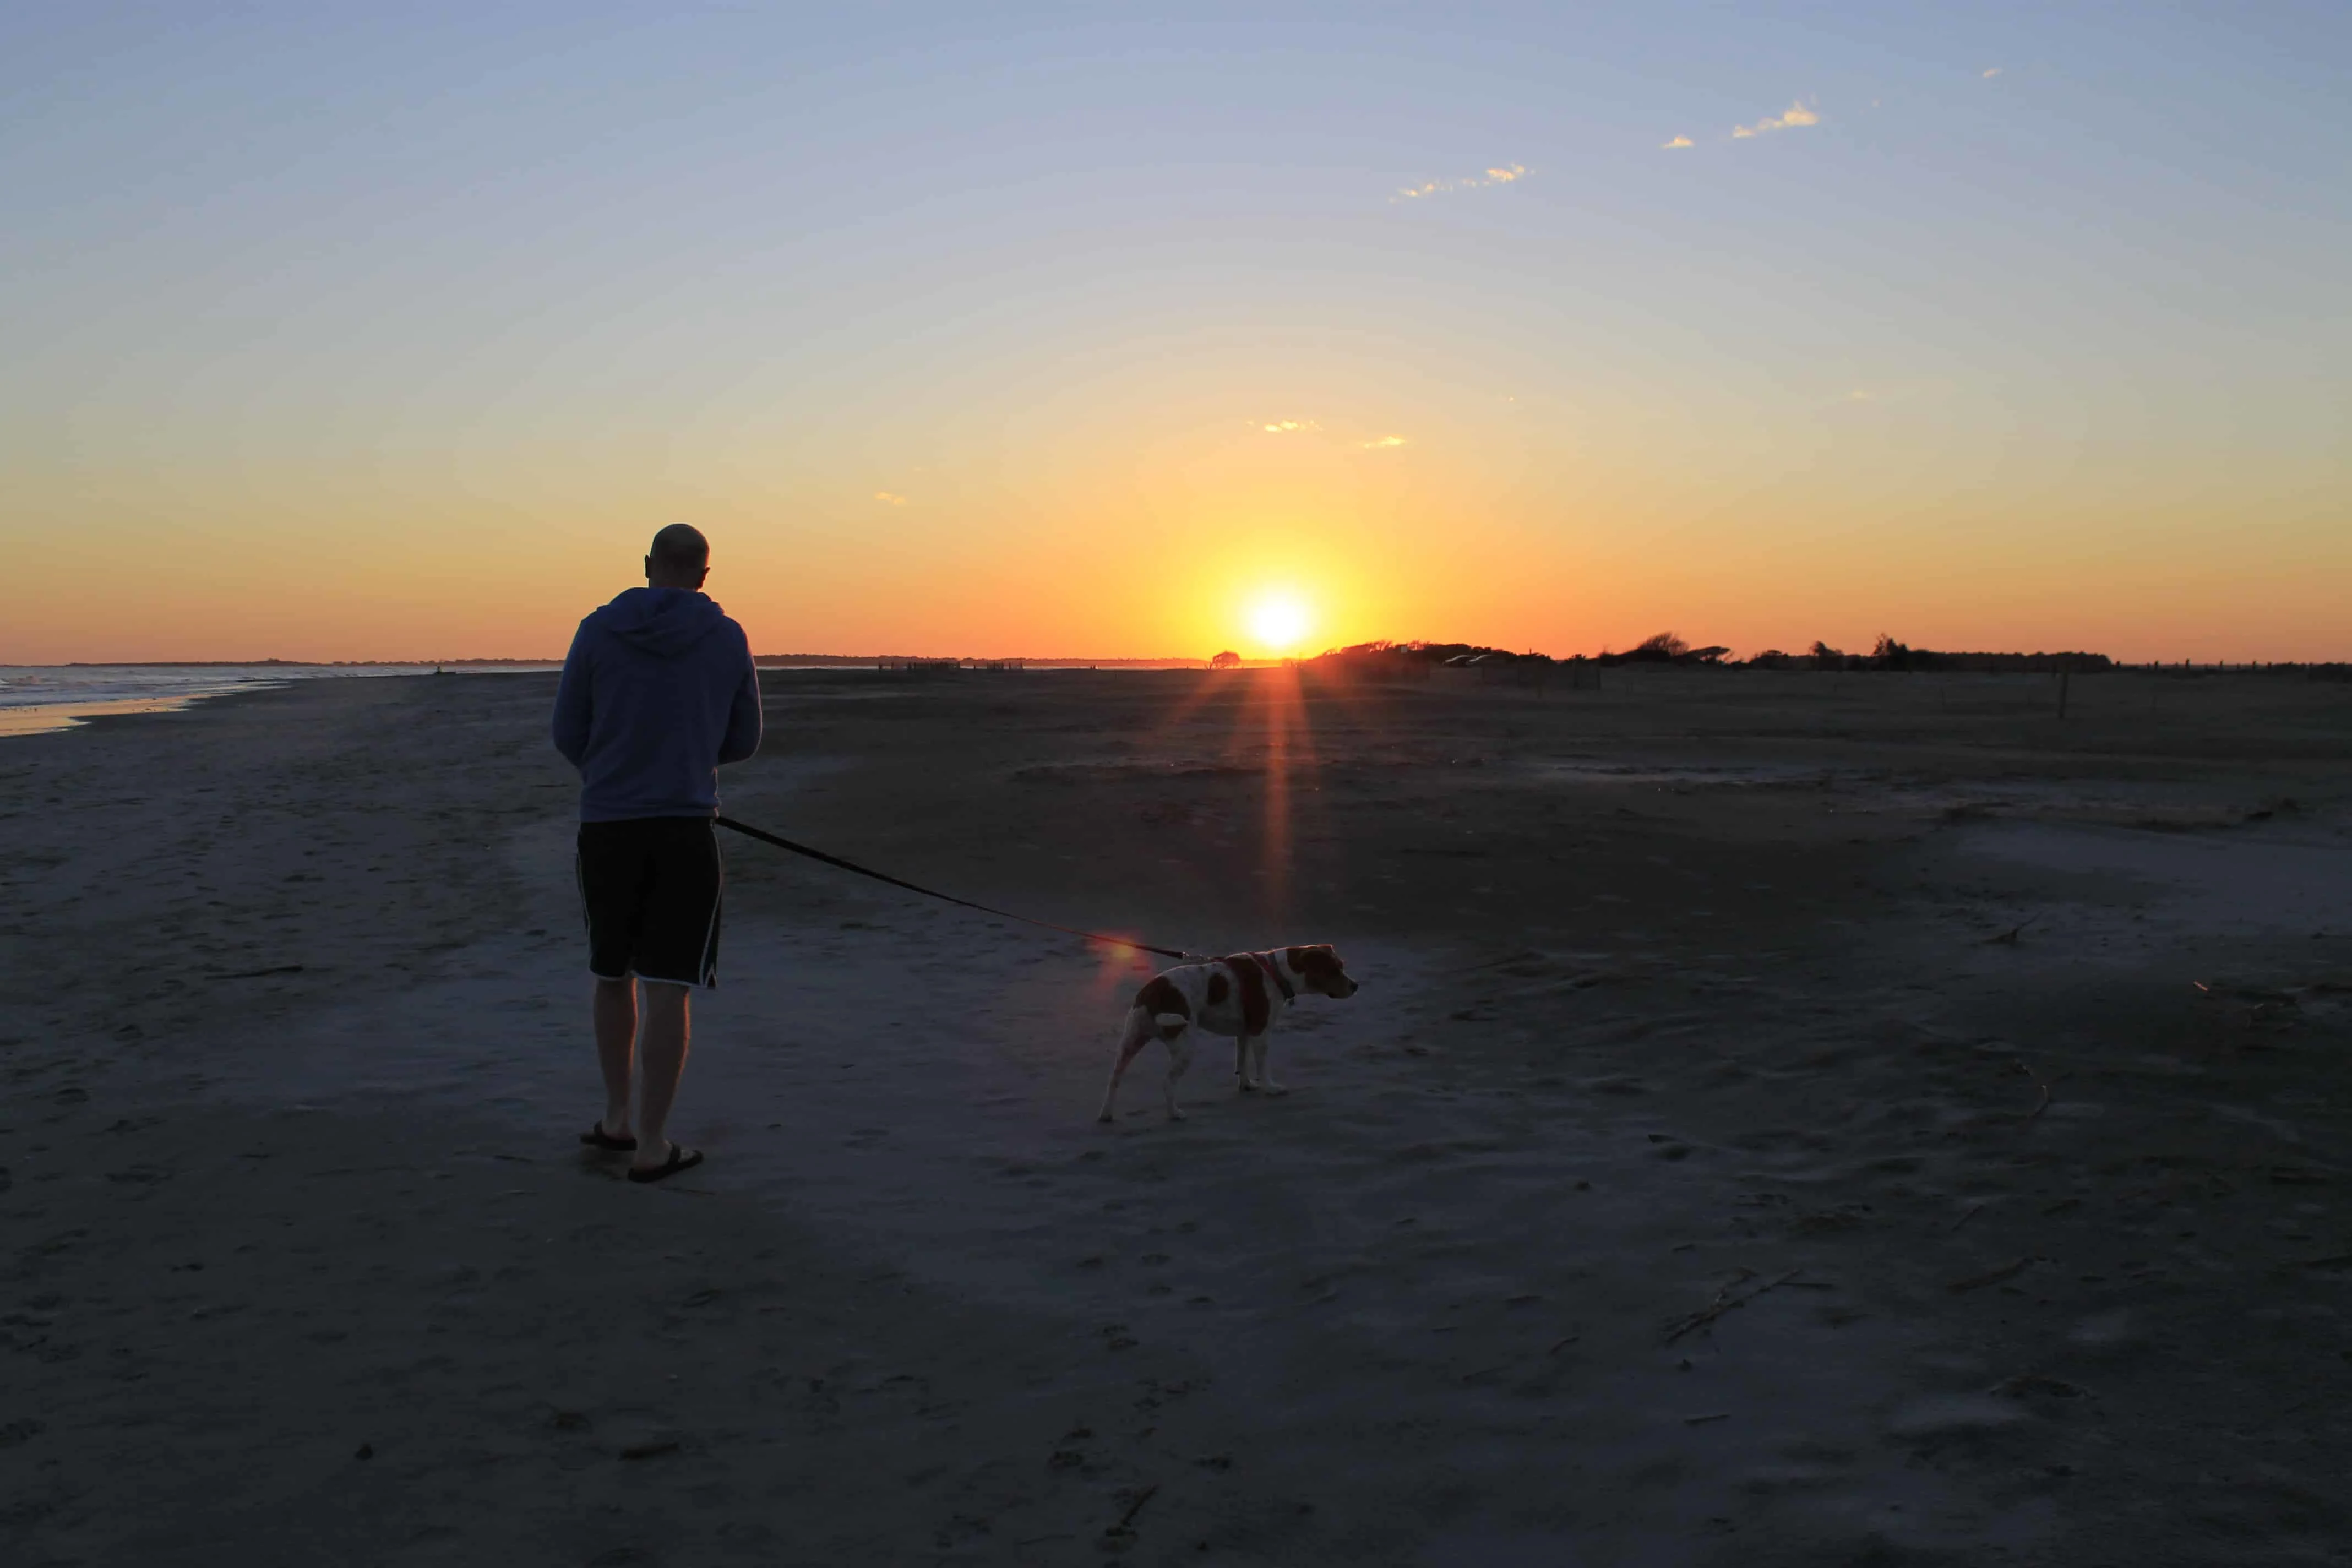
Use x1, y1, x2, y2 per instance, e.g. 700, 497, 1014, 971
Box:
593, 977, 638, 1140
631, 980, 692, 1170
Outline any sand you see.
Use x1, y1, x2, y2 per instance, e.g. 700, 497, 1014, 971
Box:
4, 665, 2350, 1565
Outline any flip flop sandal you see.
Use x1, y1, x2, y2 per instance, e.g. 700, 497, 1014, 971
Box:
627, 1145, 705, 1184
580, 1125, 638, 1152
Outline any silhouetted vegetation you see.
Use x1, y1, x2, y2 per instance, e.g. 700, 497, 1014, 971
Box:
1831, 637, 2113, 673
1312, 640, 1551, 667
1615, 635, 2114, 673
1598, 632, 1729, 667
1291, 634, 2193, 677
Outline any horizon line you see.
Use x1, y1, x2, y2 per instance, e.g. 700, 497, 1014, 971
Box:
17, 647, 2348, 670
24, 654, 1226, 669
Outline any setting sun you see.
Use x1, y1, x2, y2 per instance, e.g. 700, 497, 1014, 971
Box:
1248, 593, 1313, 654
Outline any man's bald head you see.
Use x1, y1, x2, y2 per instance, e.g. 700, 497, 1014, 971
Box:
645, 524, 710, 590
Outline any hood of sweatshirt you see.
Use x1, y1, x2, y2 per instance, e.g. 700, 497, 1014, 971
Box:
590, 587, 732, 659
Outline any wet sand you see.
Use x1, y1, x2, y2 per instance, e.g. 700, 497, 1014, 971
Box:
5, 666, 2350, 1565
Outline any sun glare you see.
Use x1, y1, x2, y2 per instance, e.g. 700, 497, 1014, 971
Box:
1249, 594, 1312, 654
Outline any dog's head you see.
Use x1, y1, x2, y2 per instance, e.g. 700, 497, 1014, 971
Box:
1284, 944, 1359, 999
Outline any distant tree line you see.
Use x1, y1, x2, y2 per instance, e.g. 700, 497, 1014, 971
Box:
1300, 633, 2117, 674
1294, 635, 2352, 678
1597, 631, 1730, 667
1750, 636, 2114, 673
1306, 640, 1547, 674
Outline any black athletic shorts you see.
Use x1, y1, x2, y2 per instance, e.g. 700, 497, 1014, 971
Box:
576, 817, 724, 988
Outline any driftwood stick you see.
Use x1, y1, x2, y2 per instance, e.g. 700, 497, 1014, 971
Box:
1663, 1270, 1803, 1344
1106, 1483, 1159, 1538
2017, 1059, 2052, 1121
1948, 1256, 2033, 1293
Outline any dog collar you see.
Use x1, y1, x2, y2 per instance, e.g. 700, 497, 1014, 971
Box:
1255, 952, 1297, 1003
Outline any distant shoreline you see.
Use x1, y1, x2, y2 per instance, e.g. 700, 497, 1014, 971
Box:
28, 650, 2346, 672
48, 655, 1220, 669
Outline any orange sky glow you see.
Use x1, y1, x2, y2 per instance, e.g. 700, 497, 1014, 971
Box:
15, 386, 2344, 666
6, 8, 2348, 666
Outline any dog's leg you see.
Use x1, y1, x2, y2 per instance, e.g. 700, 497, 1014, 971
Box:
1163, 1029, 1194, 1121
1235, 1035, 1254, 1092
1256, 1033, 1287, 1095
1097, 1009, 1153, 1123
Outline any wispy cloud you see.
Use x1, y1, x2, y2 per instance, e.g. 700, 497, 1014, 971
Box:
1730, 100, 1820, 139
1393, 162, 1528, 200
1261, 419, 1318, 434
874, 491, 907, 506
1981, 66, 2003, 78
1821, 378, 1949, 412
1662, 135, 1694, 150
1359, 434, 1409, 450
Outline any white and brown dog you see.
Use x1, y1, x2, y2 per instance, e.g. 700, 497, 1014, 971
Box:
1097, 946, 1358, 1123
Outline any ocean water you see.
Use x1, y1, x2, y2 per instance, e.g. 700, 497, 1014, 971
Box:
0, 664, 550, 738
0, 660, 1194, 739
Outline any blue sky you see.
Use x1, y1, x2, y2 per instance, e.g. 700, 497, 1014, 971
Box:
4, 2, 2347, 660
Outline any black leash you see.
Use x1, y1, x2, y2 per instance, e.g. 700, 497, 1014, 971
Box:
714, 815, 1196, 961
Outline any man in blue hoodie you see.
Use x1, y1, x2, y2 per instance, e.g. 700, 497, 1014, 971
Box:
553, 524, 762, 1183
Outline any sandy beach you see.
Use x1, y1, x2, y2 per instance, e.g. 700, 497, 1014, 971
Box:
6, 666, 2351, 1565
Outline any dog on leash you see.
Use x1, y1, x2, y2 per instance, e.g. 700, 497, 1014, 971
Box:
1097, 946, 1359, 1123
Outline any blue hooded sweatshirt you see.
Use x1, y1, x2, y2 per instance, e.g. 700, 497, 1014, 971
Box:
552, 587, 762, 822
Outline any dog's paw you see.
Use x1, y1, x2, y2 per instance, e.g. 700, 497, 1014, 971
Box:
1263, 1081, 1289, 1096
